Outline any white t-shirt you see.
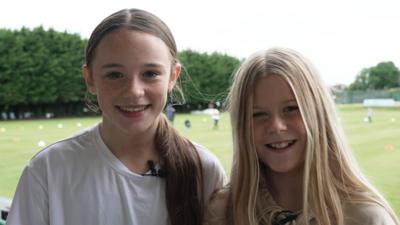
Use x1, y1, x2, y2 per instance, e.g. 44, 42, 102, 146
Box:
210, 109, 220, 121
7, 124, 226, 225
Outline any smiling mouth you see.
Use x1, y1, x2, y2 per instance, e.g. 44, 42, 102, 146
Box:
265, 140, 296, 150
117, 105, 150, 113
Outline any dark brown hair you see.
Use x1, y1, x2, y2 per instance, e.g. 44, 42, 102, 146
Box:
84, 8, 204, 225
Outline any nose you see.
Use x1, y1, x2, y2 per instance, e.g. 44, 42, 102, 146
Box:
267, 115, 287, 134
125, 76, 145, 98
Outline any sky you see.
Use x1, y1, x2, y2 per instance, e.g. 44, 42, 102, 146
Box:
1, 0, 399, 86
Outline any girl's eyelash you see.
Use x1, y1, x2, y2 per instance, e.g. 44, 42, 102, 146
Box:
105, 72, 123, 79
252, 112, 267, 117
143, 71, 161, 78
285, 105, 299, 112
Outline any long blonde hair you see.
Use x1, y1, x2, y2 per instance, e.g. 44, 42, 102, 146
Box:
227, 47, 399, 225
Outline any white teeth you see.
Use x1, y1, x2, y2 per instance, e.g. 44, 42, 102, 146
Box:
271, 142, 289, 149
267, 140, 295, 149
119, 106, 146, 112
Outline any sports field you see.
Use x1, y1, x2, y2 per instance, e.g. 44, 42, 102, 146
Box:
0, 104, 399, 215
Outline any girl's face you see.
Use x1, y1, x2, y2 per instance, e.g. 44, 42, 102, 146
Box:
252, 75, 306, 174
83, 28, 180, 137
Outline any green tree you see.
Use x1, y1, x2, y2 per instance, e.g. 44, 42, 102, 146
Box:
349, 62, 400, 90
369, 62, 400, 89
0, 27, 243, 117
179, 50, 241, 109
348, 68, 370, 90
0, 26, 86, 117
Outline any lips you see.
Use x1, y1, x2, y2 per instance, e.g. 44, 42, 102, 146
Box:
265, 140, 296, 150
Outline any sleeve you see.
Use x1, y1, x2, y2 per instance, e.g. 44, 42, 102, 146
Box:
6, 166, 49, 225
344, 202, 397, 225
200, 148, 227, 204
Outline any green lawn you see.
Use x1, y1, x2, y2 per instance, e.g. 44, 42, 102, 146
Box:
337, 105, 400, 215
0, 105, 399, 216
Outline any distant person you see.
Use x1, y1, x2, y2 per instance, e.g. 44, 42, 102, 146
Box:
166, 103, 176, 123
367, 107, 373, 123
7, 8, 226, 225
204, 48, 399, 225
1, 112, 6, 120
184, 119, 192, 130
208, 102, 220, 129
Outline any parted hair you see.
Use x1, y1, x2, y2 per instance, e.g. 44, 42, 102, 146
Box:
226, 47, 399, 225
84, 8, 204, 225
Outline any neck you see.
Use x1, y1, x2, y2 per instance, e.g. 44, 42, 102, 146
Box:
99, 120, 160, 173
264, 167, 304, 211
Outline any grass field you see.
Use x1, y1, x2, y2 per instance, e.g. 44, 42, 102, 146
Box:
0, 104, 399, 216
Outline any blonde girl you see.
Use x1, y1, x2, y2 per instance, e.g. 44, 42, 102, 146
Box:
205, 47, 399, 225
7, 8, 225, 225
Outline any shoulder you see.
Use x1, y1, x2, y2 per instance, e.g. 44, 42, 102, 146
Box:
204, 187, 230, 225
34, 125, 97, 157
192, 142, 226, 181
192, 142, 219, 164
343, 201, 396, 225
28, 125, 99, 173
191, 142, 227, 202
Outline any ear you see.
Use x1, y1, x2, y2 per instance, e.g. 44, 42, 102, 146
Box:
82, 65, 96, 94
168, 63, 181, 92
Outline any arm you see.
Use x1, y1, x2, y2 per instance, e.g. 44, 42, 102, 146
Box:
6, 166, 49, 225
201, 149, 227, 204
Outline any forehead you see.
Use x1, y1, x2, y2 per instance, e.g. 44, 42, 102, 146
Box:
253, 74, 296, 104
93, 28, 172, 65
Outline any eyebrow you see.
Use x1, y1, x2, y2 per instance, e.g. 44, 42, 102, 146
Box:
101, 63, 124, 69
284, 99, 298, 104
143, 63, 165, 68
252, 99, 297, 109
101, 62, 165, 69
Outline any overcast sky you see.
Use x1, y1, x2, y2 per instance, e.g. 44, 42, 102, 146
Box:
1, 0, 399, 85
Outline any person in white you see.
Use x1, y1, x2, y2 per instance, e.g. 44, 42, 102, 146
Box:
205, 102, 220, 129
8, 125, 225, 225
367, 107, 373, 123
7, 8, 226, 225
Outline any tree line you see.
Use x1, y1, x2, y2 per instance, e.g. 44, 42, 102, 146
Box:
0, 27, 240, 119
348, 61, 400, 90
1, 27, 399, 119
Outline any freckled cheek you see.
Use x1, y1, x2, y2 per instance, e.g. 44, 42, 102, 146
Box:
154, 83, 170, 98
94, 87, 118, 107
104, 82, 125, 90
97, 88, 117, 99
96, 81, 126, 93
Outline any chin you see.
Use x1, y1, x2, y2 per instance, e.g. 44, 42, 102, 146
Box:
266, 163, 302, 174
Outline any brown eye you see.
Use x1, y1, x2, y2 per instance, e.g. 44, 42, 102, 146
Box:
252, 112, 268, 118
105, 72, 124, 80
143, 71, 160, 78
283, 105, 299, 113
